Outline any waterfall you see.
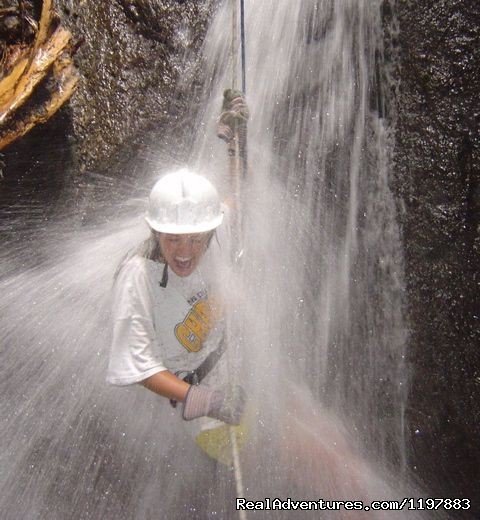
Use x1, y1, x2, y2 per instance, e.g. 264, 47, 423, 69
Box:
193, 0, 408, 469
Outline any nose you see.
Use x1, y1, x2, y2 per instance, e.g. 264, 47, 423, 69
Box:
177, 237, 194, 255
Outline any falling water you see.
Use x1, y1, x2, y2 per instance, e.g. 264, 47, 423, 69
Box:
0, 1, 432, 519
193, 0, 408, 470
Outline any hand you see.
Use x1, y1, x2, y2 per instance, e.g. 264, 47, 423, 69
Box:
182, 384, 246, 425
217, 89, 249, 143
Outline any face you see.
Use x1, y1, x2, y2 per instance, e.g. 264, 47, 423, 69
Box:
158, 232, 211, 277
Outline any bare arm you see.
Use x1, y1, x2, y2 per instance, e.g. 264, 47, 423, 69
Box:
142, 371, 245, 425
142, 370, 190, 402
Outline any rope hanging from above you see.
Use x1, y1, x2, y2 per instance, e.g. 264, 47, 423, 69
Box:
240, 0, 246, 94
230, 0, 247, 94
215, 5, 250, 516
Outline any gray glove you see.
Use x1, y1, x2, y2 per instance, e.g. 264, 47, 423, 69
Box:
182, 384, 246, 425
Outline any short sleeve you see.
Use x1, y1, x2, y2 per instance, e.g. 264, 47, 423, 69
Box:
106, 257, 167, 385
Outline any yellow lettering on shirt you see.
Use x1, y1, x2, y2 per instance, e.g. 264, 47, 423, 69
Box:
175, 297, 222, 352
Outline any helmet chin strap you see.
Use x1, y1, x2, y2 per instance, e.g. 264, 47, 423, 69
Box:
160, 263, 169, 288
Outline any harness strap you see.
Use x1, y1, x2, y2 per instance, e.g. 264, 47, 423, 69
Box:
170, 334, 227, 408
188, 334, 226, 383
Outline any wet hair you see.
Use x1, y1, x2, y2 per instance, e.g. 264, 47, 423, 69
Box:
137, 231, 165, 262
113, 231, 163, 281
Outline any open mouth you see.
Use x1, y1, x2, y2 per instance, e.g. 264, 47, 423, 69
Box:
173, 257, 193, 273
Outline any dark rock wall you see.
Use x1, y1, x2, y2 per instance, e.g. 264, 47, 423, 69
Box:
57, 0, 216, 174
0, 0, 217, 222
391, 0, 480, 512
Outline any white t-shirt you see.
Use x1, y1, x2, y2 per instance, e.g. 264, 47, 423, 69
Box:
106, 251, 225, 386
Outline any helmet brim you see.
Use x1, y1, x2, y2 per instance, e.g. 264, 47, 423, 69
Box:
145, 213, 224, 234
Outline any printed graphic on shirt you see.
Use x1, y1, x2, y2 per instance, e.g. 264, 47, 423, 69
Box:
187, 289, 208, 307
175, 296, 222, 352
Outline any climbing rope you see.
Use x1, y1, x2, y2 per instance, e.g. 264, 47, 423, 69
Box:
231, 0, 238, 90
230, 0, 247, 94
225, 1, 248, 517
240, 0, 246, 94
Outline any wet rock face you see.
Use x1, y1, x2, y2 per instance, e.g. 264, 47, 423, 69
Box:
0, 0, 216, 228
57, 0, 216, 174
391, 0, 480, 510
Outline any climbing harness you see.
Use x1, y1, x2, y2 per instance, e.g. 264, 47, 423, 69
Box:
169, 335, 226, 407
183, 336, 227, 384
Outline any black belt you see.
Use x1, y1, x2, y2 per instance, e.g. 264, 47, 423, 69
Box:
170, 335, 226, 408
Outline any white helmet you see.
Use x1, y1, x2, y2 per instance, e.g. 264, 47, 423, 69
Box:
145, 168, 224, 234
